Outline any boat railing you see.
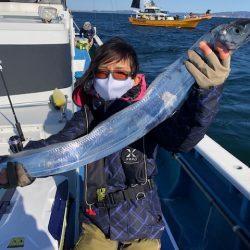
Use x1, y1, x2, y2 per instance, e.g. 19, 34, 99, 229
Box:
170, 135, 250, 243
156, 134, 250, 248
195, 135, 250, 200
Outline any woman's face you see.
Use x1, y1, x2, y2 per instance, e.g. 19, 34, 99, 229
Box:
93, 59, 140, 100
96, 59, 139, 86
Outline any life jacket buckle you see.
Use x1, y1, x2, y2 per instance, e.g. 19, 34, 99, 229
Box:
136, 192, 146, 200
108, 193, 115, 205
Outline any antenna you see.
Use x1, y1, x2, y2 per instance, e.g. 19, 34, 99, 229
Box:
0, 61, 25, 141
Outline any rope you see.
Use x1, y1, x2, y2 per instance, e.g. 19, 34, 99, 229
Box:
73, 19, 80, 32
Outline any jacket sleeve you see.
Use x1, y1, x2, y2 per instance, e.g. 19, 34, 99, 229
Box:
24, 106, 93, 150
150, 84, 224, 153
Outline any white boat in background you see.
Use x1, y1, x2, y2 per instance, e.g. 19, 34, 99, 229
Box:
0, 1, 249, 249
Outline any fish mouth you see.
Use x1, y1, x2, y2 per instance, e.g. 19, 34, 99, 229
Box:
236, 18, 250, 27
242, 19, 250, 37
226, 41, 237, 51
245, 28, 250, 44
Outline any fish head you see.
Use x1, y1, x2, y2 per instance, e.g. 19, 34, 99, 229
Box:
211, 19, 250, 52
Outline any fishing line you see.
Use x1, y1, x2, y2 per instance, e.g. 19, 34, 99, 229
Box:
0, 111, 14, 126
92, 0, 97, 23
110, 0, 115, 32
202, 205, 213, 244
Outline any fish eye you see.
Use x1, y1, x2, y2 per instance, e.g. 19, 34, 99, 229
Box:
234, 27, 241, 34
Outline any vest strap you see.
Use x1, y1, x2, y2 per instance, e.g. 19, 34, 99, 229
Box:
96, 179, 154, 207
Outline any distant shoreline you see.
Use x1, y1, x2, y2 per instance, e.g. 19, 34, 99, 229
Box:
71, 10, 250, 18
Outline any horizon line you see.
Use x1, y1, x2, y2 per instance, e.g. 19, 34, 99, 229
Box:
69, 9, 250, 13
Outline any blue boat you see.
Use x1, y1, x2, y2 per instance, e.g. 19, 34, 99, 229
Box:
0, 1, 249, 249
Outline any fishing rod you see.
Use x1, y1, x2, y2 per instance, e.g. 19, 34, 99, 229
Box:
0, 60, 25, 142
73, 19, 80, 32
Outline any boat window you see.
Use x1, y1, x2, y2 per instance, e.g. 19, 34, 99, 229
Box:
0, 43, 72, 96
145, 9, 158, 14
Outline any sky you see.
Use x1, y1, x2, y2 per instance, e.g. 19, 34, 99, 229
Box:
67, 0, 250, 13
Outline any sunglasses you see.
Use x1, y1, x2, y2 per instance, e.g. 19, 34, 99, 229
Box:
94, 69, 133, 81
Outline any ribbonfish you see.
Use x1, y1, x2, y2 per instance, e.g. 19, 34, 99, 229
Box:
1, 20, 250, 177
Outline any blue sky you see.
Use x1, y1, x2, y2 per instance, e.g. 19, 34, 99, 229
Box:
67, 0, 250, 13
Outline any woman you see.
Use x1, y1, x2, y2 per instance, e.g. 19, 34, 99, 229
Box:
0, 37, 230, 249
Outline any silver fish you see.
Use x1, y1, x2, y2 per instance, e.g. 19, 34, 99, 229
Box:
1, 20, 250, 177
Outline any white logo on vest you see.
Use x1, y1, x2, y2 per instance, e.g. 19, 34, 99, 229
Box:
124, 148, 139, 164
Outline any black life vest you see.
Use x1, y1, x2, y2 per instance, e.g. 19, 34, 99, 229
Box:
77, 76, 151, 208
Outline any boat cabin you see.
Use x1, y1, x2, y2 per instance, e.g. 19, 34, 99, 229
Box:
134, 1, 173, 21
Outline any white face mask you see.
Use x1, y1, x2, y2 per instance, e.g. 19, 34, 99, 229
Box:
94, 74, 133, 101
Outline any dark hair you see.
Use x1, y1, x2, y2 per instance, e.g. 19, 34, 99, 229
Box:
78, 37, 139, 88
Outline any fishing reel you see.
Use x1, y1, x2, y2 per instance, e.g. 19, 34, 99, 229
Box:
8, 135, 23, 154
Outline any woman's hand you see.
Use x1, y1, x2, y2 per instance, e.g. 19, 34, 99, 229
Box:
185, 41, 231, 89
0, 168, 8, 186
0, 162, 35, 189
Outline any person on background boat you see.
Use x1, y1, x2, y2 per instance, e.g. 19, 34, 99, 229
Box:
206, 9, 211, 15
80, 21, 95, 42
189, 12, 196, 18
79, 21, 96, 58
174, 14, 179, 20
0, 37, 230, 249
